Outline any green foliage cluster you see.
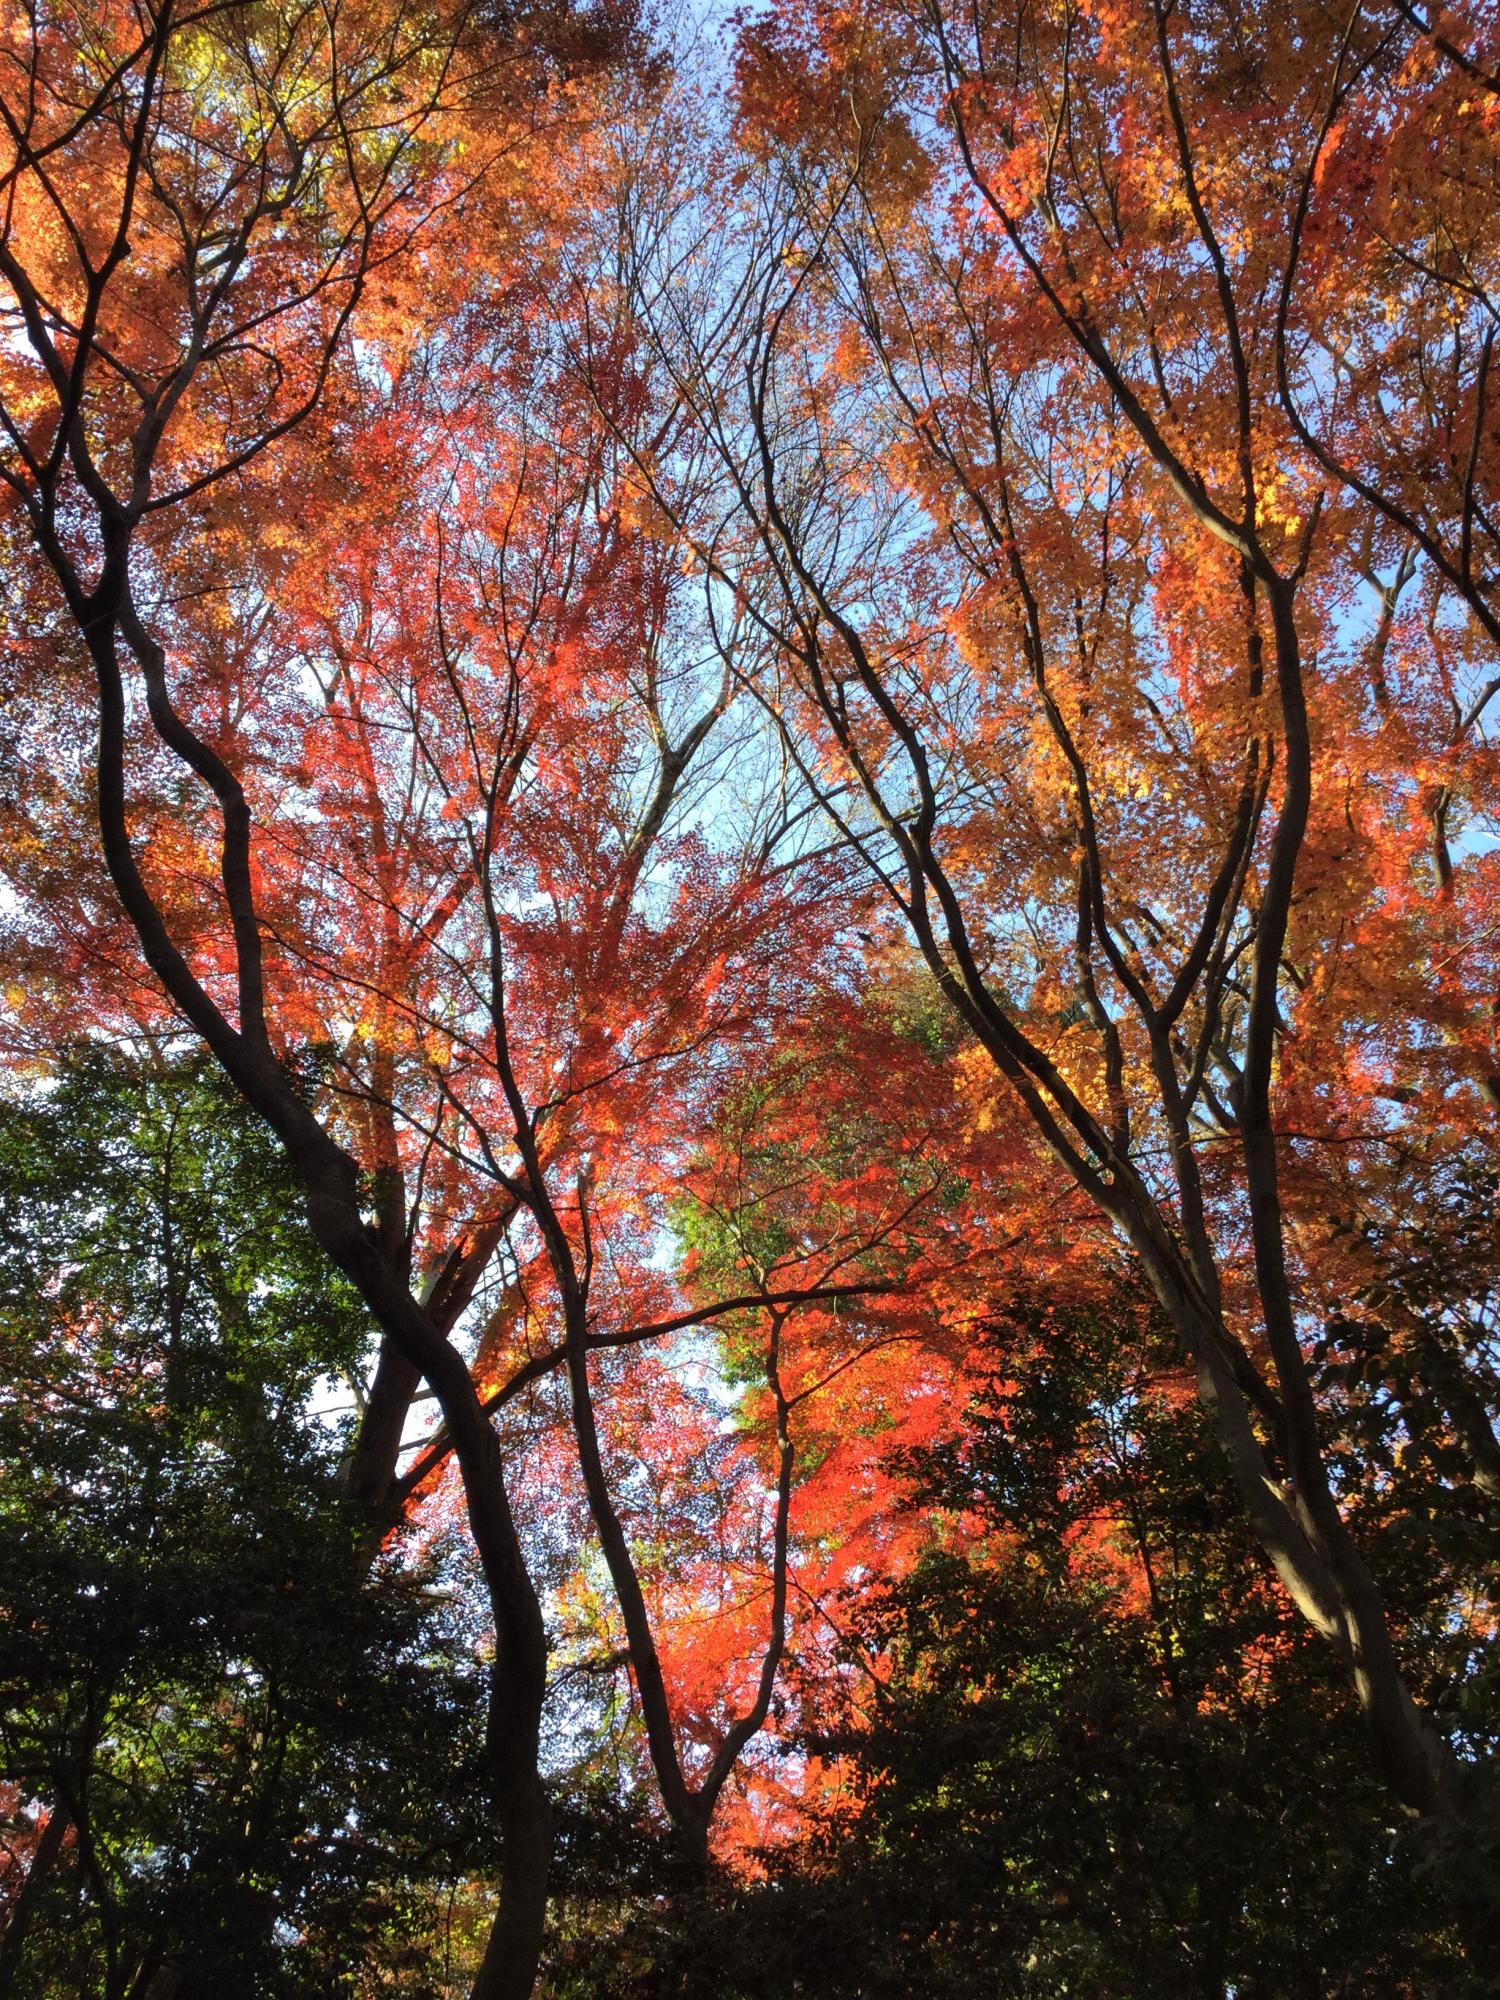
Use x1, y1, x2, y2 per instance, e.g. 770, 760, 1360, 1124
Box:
0, 1054, 494, 1999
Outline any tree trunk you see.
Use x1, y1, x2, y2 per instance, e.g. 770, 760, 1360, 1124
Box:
343, 1337, 422, 1513
472, 1671, 555, 2000
0, 1805, 70, 1995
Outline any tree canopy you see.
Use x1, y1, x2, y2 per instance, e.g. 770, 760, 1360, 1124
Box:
1, 0, 1498, 1993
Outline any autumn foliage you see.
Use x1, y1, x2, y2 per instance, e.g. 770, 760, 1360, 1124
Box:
2, 0, 1499, 1993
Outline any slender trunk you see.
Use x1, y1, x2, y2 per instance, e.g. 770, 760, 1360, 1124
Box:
294, 1171, 553, 2000
0, 1805, 70, 1995
344, 1337, 423, 1513
472, 1674, 554, 2000
1173, 1286, 1448, 1818
341, 1311, 548, 1989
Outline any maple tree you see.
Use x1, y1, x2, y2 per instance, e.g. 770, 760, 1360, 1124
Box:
0, 4, 595, 1986
593, 0, 1500, 1938
0, 2, 953, 1989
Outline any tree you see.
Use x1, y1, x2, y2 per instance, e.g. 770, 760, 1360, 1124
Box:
0, 1051, 495, 1998
0, 1, 627, 1986
593, 0, 1500, 1941
0, 3, 916, 1982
